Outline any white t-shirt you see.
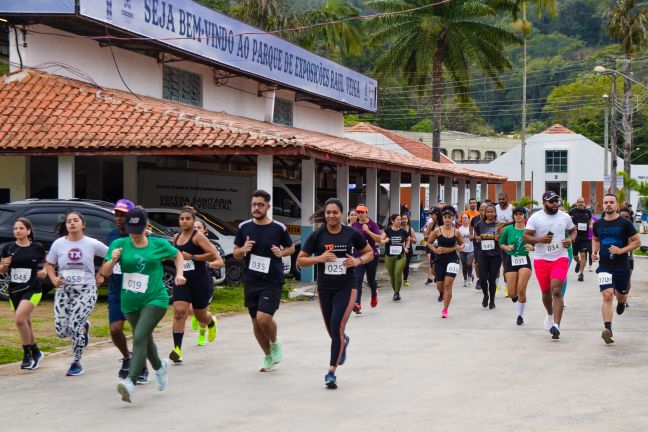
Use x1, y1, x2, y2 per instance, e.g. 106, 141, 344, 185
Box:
496, 204, 514, 223
458, 226, 473, 253
526, 210, 574, 261
47, 236, 109, 286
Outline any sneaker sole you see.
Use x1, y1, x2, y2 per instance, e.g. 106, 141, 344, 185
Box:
66, 370, 84, 376
550, 327, 560, 340
325, 381, 338, 389
117, 383, 132, 403
601, 329, 614, 344
169, 351, 183, 363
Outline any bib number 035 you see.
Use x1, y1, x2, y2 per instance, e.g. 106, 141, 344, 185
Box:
324, 258, 345, 275
249, 254, 271, 274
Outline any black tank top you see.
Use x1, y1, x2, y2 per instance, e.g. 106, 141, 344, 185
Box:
437, 228, 457, 249
174, 231, 208, 280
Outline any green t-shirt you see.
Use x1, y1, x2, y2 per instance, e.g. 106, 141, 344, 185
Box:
106, 236, 178, 314
499, 224, 528, 257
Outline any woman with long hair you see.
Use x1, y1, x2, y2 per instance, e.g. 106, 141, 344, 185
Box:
297, 198, 373, 389
474, 205, 501, 309
401, 214, 418, 287
0, 218, 47, 370
458, 213, 474, 287
424, 208, 441, 285
351, 204, 382, 314
347, 210, 358, 226
381, 214, 411, 301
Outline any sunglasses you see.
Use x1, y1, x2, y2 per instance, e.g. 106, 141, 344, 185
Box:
546, 198, 560, 204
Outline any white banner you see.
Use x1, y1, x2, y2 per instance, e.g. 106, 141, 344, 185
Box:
0, 0, 75, 13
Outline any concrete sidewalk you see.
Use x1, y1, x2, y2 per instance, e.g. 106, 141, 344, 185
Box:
1, 258, 647, 432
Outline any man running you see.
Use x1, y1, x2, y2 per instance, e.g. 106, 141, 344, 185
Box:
233, 190, 295, 372
593, 195, 641, 344
469, 203, 487, 290
523, 191, 576, 340
569, 197, 592, 282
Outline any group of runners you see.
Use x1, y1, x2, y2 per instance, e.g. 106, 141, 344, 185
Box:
0, 188, 641, 398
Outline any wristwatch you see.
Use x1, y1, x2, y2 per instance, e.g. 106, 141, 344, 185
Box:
190, 254, 196, 261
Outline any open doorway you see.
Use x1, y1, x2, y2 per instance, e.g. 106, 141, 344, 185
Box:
545, 182, 567, 201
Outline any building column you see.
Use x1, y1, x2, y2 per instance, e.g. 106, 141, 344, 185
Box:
429, 175, 439, 207
58, 156, 75, 199
264, 89, 276, 123
443, 177, 452, 205
480, 181, 488, 202
469, 181, 477, 202
411, 172, 421, 230
300, 158, 316, 283
336, 163, 349, 216
123, 155, 138, 202
257, 155, 273, 218
366, 168, 378, 221
389, 171, 401, 215
457, 179, 466, 212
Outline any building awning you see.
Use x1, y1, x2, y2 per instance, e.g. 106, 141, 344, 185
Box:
0, 70, 506, 183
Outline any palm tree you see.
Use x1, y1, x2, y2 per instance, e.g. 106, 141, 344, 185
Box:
606, 0, 648, 178
229, 0, 288, 31
368, 0, 521, 162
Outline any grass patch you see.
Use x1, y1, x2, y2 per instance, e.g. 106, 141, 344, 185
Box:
635, 248, 648, 256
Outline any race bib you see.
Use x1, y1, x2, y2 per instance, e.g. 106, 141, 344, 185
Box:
249, 254, 270, 274
389, 245, 403, 255
546, 239, 563, 254
61, 269, 84, 285
183, 260, 195, 272
10, 268, 31, 284
578, 223, 587, 231
481, 240, 495, 251
122, 272, 148, 293
113, 263, 122, 275
324, 258, 346, 275
282, 255, 291, 273
446, 262, 460, 274
598, 272, 613, 287
512, 255, 528, 266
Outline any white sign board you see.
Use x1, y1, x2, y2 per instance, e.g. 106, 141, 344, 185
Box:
603, 175, 624, 190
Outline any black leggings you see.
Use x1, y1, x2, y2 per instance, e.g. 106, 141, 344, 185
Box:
318, 286, 355, 367
354, 255, 378, 305
403, 250, 414, 281
124, 305, 167, 382
460, 252, 474, 280
478, 254, 502, 300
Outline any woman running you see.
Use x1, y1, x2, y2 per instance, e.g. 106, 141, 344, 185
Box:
347, 210, 358, 226
351, 204, 381, 314
0, 218, 47, 370
499, 207, 533, 325
100, 207, 186, 403
381, 214, 411, 301
170, 208, 220, 362
297, 198, 373, 389
428, 206, 463, 318
424, 208, 441, 285
401, 214, 418, 287
474, 205, 501, 309
458, 213, 474, 287
45, 212, 108, 376
193, 218, 225, 282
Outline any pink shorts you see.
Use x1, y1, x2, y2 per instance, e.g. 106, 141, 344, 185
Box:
533, 257, 569, 293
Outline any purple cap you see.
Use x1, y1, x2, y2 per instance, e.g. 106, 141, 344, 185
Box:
114, 199, 135, 213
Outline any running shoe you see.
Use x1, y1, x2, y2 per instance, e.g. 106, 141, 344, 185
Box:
155, 359, 170, 391
20, 352, 34, 370
462, 281, 468, 287
575, 262, 580, 273
66, 362, 84, 376
489, 301, 496, 310
197, 329, 207, 346
83, 321, 90, 347
30, 350, 44, 370
437, 292, 443, 302
370, 293, 378, 308
137, 367, 149, 385
482, 294, 488, 308
543, 315, 552, 331
117, 377, 135, 403
403, 280, 410, 286
578, 273, 584, 282
424, 278, 433, 285
260, 355, 273, 372
325, 371, 337, 389
550, 325, 560, 340
441, 308, 448, 319
118, 356, 131, 379
475, 280, 481, 290
588, 266, 593, 272
207, 316, 218, 342
504, 287, 509, 298
393, 293, 398, 301
169, 346, 183, 364
271, 339, 284, 364
516, 315, 524, 326
616, 302, 626, 315
339, 335, 350, 366
601, 328, 614, 344
467, 277, 472, 287
353, 303, 362, 314
191, 315, 199, 331
395, 293, 401, 301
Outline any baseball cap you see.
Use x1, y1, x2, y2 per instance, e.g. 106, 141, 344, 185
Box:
356, 205, 369, 213
542, 191, 559, 202
125, 207, 148, 234
114, 199, 135, 213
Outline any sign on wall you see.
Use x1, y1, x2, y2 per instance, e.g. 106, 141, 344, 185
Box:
79, 0, 377, 112
0, 0, 75, 13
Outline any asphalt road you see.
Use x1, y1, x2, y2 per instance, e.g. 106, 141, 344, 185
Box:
1, 251, 647, 432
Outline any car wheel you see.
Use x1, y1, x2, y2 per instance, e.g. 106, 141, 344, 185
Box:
224, 257, 244, 285
0, 273, 9, 301
163, 264, 176, 302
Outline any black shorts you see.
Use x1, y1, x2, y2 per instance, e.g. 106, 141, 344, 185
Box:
173, 278, 214, 309
434, 254, 460, 281
629, 259, 634, 271
596, 265, 630, 294
503, 254, 532, 273
245, 286, 281, 318
573, 238, 591, 253
9, 289, 42, 311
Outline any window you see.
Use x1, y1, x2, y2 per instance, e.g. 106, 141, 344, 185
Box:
545, 150, 568, 173
163, 66, 202, 107
26, 212, 66, 235
484, 151, 497, 160
451, 149, 465, 161
83, 214, 117, 239
469, 150, 481, 160
272, 187, 301, 218
273, 98, 293, 126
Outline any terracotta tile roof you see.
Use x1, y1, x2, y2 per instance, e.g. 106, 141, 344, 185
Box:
346, 122, 455, 163
541, 124, 575, 134
0, 70, 505, 183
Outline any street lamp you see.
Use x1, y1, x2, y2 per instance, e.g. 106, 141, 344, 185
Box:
603, 94, 609, 177
594, 66, 648, 91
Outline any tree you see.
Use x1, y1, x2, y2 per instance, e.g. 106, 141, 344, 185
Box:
229, 0, 288, 30
606, 0, 648, 177
368, 0, 520, 162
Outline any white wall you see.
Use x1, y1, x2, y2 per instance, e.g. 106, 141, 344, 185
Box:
0, 156, 28, 201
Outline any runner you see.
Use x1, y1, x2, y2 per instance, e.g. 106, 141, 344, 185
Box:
474, 204, 501, 309
593, 198, 640, 344
382, 214, 411, 301
401, 213, 418, 287
618, 207, 635, 307
569, 197, 592, 282
458, 213, 474, 287
499, 207, 533, 325
106, 199, 149, 383
495, 193, 513, 297
0, 218, 47, 370
351, 204, 381, 313
461, 198, 480, 222
45, 212, 109, 376
192, 218, 225, 320
169, 207, 220, 363
347, 210, 358, 226
424, 207, 441, 285
470, 203, 488, 291
233, 190, 294, 372
428, 206, 463, 317
523, 191, 576, 340
101, 207, 186, 402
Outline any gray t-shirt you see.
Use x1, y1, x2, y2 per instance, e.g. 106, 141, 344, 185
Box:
46, 236, 108, 286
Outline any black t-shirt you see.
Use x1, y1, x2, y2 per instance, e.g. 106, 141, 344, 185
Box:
1, 242, 46, 294
302, 225, 368, 291
569, 208, 592, 240
234, 219, 293, 290
593, 216, 637, 266
470, 215, 482, 250
384, 227, 409, 256
474, 220, 499, 257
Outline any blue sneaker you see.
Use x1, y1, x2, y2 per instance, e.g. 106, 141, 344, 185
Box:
339, 335, 349, 366
66, 362, 84, 376
83, 321, 90, 347
325, 371, 337, 389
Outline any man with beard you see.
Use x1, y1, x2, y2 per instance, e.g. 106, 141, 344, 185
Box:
569, 197, 592, 282
523, 192, 576, 340
233, 190, 295, 372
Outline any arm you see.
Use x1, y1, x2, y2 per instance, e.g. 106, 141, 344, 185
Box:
173, 251, 186, 286
191, 233, 218, 262
523, 229, 552, 245
380, 231, 389, 245
45, 261, 63, 288
592, 236, 600, 261
296, 249, 336, 268
562, 227, 576, 247
233, 236, 255, 260
343, 244, 374, 268
455, 230, 464, 252
609, 234, 641, 255
271, 244, 296, 258
0, 255, 10, 274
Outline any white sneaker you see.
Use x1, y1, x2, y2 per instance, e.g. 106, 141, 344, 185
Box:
467, 277, 472, 287
543, 315, 553, 331
155, 359, 170, 391
463, 281, 468, 287
117, 378, 135, 403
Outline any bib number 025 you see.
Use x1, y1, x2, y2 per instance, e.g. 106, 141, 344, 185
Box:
324, 258, 345, 275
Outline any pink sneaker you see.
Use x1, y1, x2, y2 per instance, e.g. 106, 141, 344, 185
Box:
441, 309, 448, 318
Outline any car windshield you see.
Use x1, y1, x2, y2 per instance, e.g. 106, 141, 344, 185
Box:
196, 211, 237, 236
0, 208, 15, 226
148, 219, 174, 237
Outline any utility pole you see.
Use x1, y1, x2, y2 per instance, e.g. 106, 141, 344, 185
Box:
603, 94, 609, 177
610, 66, 618, 194
519, 36, 527, 201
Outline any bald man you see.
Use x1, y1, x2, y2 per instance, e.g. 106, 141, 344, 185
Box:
569, 197, 593, 282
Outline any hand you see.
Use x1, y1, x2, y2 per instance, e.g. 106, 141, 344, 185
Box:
1, 256, 12, 267
37, 269, 47, 279
318, 250, 337, 263
241, 236, 255, 254
592, 252, 599, 262
52, 276, 64, 288
111, 247, 123, 261
562, 237, 572, 248
182, 251, 192, 260
405, 247, 410, 254
271, 245, 283, 257
525, 244, 534, 252
505, 245, 514, 252
343, 254, 358, 268
362, 224, 370, 233
95, 273, 105, 286
608, 245, 623, 255
540, 234, 554, 244
208, 260, 223, 270
175, 274, 187, 286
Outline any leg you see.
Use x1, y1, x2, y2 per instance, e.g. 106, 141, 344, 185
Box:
109, 298, 130, 358
252, 316, 272, 355
327, 287, 355, 373
443, 276, 454, 310
550, 278, 564, 325
542, 290, 553, 315
365, 255, 379, 296
192, 306, 214, 328
53, 286, 72, 339
601, 288, 614, 324
393, 256, 406, 294
254, 312, 277, 350
403, 251, 412, 281
14, 300, 36, 346
125, 305, 166, 382
579, 251, 587, 275
171, 300, 190, 351
384, 256, 397, 292
460, 253, 468, 281
516, 268, 532, 304
505, 272, 519, 299
69, 286, 98, 362
488, 256, 500, 307
466, 253, 474, 280
353, 264, 366, 305
477, 255, 489, 304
